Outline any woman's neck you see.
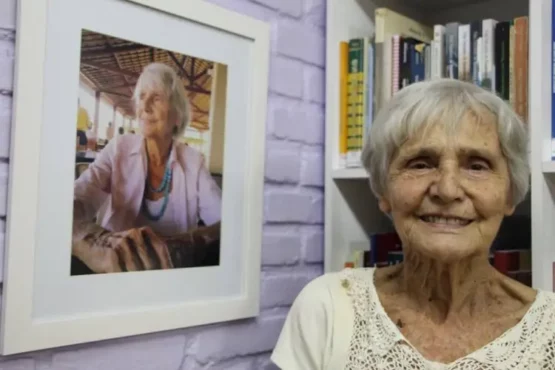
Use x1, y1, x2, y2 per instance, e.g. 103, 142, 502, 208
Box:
397, 250, 501, 322
145, 136, 172, 167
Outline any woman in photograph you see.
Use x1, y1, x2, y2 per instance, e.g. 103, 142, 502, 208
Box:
72, 62, 222, 274
271, 79, 555, 369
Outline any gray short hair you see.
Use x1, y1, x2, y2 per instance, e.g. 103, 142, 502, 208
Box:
361, 78, 529, 206
133, 62, 191, 138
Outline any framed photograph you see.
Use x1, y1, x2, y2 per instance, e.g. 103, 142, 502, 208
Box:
1, 0, 269, 355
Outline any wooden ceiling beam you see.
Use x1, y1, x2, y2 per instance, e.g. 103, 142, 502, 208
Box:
189, 101, 209, 115
81, 61, 139, 78
104, 82, 137, 90
190, 121, 209, 131
186, 85, 210, 95
168, 52, 191, 79
192, 68, 209, 81
81, 44, 148, 58
99, 90, 131, 98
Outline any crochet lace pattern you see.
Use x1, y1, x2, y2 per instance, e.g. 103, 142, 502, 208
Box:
340, 268, 555, 369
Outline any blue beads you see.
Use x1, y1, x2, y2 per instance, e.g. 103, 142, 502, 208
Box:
142, 181, 171, 221
148, 161, 172, 193
143, 160, 173, 221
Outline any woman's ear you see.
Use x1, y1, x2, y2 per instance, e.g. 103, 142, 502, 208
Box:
504, 202, 516, 216
504, 189, 516, 216
378, 196, 391, 214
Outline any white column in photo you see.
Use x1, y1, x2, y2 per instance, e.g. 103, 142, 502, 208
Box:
109, 105, 117, 140
207, 62, 227, 175
93, 91, 100, 136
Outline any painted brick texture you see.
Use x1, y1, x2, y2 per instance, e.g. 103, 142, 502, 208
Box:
0, 0, 325, 368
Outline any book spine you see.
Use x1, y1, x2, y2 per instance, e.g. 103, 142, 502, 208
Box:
366, 40, 374, 136
354, 40, 366, 165
458, 24, 471, 81
494, 21, 510, 101
482, 19, 498, 91
470, 20, 482, 85
391, 35, 401, 94
338, 41, 349, 168
346, 38, 362, 167
373, 8, 386, 116
425, 44, 431, 80
445, 22, 459, 79
514, 17, 528, 123
412, 43, 426, 83
431, 25, 445, 79
382, 37, 393, 102
374, 41, 383, 118
400, 38, 412, 88
410, 43, 416, 83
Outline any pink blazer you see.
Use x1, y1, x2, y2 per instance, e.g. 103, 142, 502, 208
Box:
74, 134, 222, 233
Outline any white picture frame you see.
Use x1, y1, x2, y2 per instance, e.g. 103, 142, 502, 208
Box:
1, 0, 270, 355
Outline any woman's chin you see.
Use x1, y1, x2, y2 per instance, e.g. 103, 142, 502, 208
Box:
141, 128, 159, 138
409, 241, 482, 264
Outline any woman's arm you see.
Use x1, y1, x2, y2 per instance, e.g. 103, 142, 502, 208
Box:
72, 139, 115, 243
196, 156, 222, 227
160, 222, 220, 268
72, 140, 116, 271
271, 275, 335, 370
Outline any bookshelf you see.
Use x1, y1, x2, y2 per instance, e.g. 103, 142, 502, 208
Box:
324, 0, 554, 290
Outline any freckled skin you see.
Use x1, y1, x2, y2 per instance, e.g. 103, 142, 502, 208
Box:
374, 112, 536, 364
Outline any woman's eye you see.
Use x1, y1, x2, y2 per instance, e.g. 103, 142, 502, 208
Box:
469, 163, 487, 171
407, 160, 432, 170
468, 158, 490, 171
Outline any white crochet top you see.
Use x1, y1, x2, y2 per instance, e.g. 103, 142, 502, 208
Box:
271, 267, 555, 370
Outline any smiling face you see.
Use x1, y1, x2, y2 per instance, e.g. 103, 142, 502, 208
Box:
136, 84, 175, 140
379, 111, 515, 263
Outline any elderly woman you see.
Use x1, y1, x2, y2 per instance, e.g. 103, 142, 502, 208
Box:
72, 62, 222, 274
271, 79, 555, 369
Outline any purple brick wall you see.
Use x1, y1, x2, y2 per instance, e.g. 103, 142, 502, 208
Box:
0, 0, 325, 368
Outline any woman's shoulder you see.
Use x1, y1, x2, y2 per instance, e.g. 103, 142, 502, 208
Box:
294, 270, 346, 305
173, 141, 205, 165
293, 267, 376, 308
271, 269, 373, 370
104, 133, 142, 157
276, 267, 377, 342
115, 133, 142, 147
536, 289, 555, 314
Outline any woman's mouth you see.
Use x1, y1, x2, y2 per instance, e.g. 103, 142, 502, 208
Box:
419, 215, 472, 226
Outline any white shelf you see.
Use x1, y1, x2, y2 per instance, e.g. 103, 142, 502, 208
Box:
542, 161, 555, 173
332, 168, 368, 179
358, 0, 528, 25
530, 0, 554, 292
325, 0, 550, 291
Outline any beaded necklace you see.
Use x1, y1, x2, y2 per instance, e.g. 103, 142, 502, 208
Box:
142, 141, 173, 221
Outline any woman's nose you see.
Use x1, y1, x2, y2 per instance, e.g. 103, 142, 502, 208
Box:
429, 166, 464, 203
142, 97, 153, 112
